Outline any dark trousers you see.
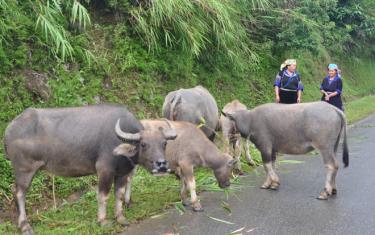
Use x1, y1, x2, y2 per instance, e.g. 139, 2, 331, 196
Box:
321, 95, 343, 110
279, 89, 298, 104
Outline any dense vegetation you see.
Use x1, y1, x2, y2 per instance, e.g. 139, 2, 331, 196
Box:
0, 0, 374, 233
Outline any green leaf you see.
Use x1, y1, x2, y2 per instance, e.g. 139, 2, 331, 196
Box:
279, 160, 304, 164
207, 215, 235, 225
174, 202, 186, 215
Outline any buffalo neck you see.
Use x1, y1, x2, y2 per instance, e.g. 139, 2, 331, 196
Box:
201, 142, 228, 170
237, 110, 253, 139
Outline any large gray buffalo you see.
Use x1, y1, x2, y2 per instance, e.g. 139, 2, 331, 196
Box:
223, 101, 349, 200
220, 100, 255, 173
4, 104, 177, 235
162, 85, 219, 140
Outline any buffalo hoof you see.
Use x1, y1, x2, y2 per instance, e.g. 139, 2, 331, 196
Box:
20, 223, 33, 235
332, 188, 337, 195
116, 216, 130, 226
192, 202, 204, 212
247, 161, 255, 167
270, 181, 280, 190
99, 219, 112, 227
317, 190, 329, 200
193, 207, 204, 212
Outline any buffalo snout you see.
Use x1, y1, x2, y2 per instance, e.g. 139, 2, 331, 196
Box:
219, 180, 231, 189
153, 158, 171, 173
151, 159, 171, 174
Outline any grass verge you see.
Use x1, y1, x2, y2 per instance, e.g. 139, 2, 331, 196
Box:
345, 95, 375, 124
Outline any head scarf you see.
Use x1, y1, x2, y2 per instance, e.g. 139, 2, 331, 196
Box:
280, 59, 297, 71
327, 63, 341, 77
328, 64, 338, 71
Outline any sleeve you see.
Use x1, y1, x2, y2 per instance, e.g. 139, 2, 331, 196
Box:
320, 79, 325, 90
296, 74, 304, 91
336, 78, 343, 94
274, 74, 281, 87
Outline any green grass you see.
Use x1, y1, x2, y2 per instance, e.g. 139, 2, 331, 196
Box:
345, 96, 375, 124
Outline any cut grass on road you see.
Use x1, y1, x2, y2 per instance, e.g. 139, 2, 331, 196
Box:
1, 96, 375, 234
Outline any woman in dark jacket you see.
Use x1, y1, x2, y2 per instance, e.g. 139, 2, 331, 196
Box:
274, 59, 304, 104
320, 64, 343, 110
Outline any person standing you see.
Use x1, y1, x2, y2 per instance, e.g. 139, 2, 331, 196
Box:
320, 64, 344, 110
274, 59, 304, 104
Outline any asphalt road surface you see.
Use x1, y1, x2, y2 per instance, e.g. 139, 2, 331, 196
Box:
124, 115, 375, 235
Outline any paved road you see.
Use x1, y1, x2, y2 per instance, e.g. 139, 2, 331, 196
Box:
124, 115, 375, 235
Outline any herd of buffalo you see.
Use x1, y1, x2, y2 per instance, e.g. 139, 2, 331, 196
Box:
4, 85, 349, 235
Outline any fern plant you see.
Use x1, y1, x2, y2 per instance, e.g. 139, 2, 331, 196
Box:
34, 0, 92, 61
0, 0, 92, 63
130, 0, 271, 70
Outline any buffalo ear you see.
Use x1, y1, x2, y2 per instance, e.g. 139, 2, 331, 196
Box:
113, 144, 138, 158
222, 111, 235, 121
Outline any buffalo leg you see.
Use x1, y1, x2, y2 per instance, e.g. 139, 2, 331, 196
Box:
331, 169, 338, 195
175, 167, 189, 206
14, 160, 43, 235
180, 177, 189, 206
221, 118, 232, 156
244, 138, 255, 166
97, 170, 113, 226
318, 150, 338, 200
180, 163, 202, 212
114, 175, 129, 226
271, 150, 276, 169
14, 170, 37, 235
124, 168, 136, 207
186, 177, 202, 212
260, 148, 279, 190
222, 137, 231, 157
233, 139, 242, 172
270, 150, 280, 189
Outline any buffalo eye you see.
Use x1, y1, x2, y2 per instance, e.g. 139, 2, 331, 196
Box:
162, 142, 167, 149
140, 142, 147, 149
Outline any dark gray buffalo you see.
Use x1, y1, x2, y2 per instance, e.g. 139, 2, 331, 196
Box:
223, 101, 349, 200
4, 104, 177, 235
162, 85, 219, 140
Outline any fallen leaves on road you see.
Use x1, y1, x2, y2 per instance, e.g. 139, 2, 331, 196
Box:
207, 215, 235, 225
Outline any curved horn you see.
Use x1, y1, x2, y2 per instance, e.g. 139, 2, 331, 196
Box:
163, 128, 177, 140
115, 119, 141, 142
160, 118, 173, 129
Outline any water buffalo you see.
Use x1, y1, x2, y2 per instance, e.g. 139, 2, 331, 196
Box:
162, 85, 219, 141
4, 104, 177, 235
124, 119, 235, 212
220, 100, 255, 172
222, 101, 349, 200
